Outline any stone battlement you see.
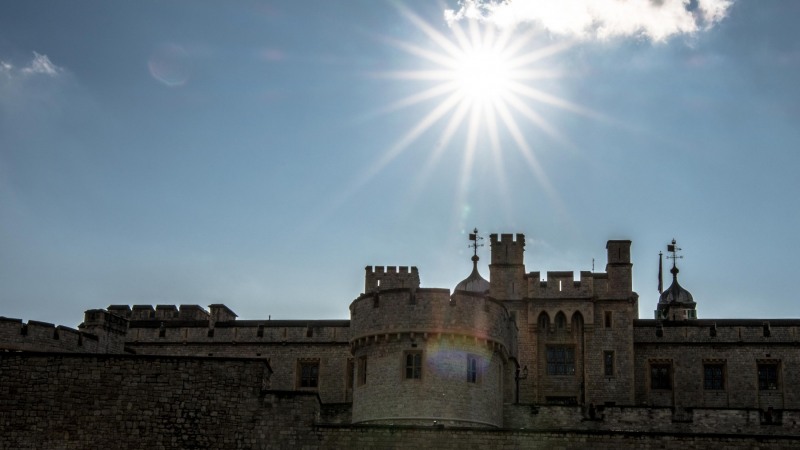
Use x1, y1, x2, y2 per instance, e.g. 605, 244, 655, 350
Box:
489, 233, 525, 266
634, 319, 800, 344
0, 316, 99, 353
109, 304, 232, 322
527, 271, 600, 298
364, 266, 420, 293
128, 319, 350, 344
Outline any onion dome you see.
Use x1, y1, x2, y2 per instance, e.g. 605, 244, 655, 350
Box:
659, 265, 694, 305
455, 255, 490, 293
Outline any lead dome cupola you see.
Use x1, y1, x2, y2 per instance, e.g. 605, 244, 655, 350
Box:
659, 265, 694, 305
454, 228, 490, 294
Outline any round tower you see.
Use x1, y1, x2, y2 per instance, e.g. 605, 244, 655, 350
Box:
350, 257, 516, 427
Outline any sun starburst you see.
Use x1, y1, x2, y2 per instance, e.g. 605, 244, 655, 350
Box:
325, 6, 598, 227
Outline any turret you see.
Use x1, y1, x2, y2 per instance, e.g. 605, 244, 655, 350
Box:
79, 309, 128, 353
606, 240, 632, 297
489, 233, 526, 300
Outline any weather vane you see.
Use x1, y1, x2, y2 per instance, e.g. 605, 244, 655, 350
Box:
468, 228, 483, 258
659, 239, 684, 294
666, 238, 683, 267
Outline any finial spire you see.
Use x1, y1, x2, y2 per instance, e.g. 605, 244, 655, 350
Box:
468, 228, 484, 266
666, 238, 683, 279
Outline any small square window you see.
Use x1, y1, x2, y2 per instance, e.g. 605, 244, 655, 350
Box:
704, 364, 725, 390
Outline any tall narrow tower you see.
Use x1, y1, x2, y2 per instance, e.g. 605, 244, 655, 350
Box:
489, 233, 526, 300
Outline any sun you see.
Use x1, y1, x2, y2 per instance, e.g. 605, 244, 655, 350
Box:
452, 45, 513, 105
325, 6, 597, 225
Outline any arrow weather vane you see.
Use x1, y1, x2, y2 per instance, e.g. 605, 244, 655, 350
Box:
468, 228, 484, 258
666, 238, 683, 267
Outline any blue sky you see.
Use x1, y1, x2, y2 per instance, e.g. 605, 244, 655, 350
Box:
2, 0, 799, 327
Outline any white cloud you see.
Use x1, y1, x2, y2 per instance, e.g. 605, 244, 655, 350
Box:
20, 52, 63, 76
445, 0, 734, 42
1, 52, 64, 79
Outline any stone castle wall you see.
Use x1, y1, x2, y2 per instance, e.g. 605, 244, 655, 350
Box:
123, 318, 352, 404
349, 286, 516, 426
0, 317, 100, 353
351, 337, 506, 427
634, 320, 800, 409
2, 353, 799, 449
350, 288, 516, 352
0, 352, 275, 449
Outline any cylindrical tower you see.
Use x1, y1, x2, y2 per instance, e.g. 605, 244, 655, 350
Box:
349, 268, 516, 428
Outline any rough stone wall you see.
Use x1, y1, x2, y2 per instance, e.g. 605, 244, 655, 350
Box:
0, 353, 278, 449
584, 299, 637, 406
351, 337, 505, 427
126, 341, 352, 404
310, 427, 800, 449
502, 403, 800, 437
3, 351, 800, 449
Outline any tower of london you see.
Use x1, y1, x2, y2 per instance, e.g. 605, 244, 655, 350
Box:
2, 232, 800, 448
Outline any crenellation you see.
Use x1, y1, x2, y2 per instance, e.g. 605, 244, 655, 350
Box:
364, 265, 420, 293
179, 304, 210, 321
131, 305, 155, 320
208, 304, 237, 323
0, 317, 101, 353
155, 304, 179, 320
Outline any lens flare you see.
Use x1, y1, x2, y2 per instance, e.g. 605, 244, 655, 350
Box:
148, 43, 190, 87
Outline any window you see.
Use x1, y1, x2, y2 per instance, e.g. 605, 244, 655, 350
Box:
650, 363, 671, 390
758, 363, 779, 390
604, 311, 613, 328
467, 355, 479, 383
554, 312, 567, 329
346, 359, 354, 389
604, 351, 614, 377
298, 361, 319, 389
357, 356, 367, 386
546, 346, 575, 375
538, 312, 549, 330
704, 363, 725, 390
405, 351, 422, 379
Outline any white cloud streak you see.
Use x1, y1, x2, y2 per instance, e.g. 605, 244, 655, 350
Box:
1, 52, 64, 78
445, 0, 734, 42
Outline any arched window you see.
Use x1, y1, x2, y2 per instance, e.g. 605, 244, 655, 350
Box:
571, 311, 584, 331
538, 312, 550, 330
555, 312, 567, 329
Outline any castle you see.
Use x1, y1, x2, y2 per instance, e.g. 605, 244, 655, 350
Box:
2, 232, 800, 449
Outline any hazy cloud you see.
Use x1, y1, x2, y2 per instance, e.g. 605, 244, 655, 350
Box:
1, 52, 64, 78
445, 0, 734, 42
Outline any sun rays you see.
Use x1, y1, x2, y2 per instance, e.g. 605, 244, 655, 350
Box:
321, 5, 599, 229
387, 7, 592, 192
